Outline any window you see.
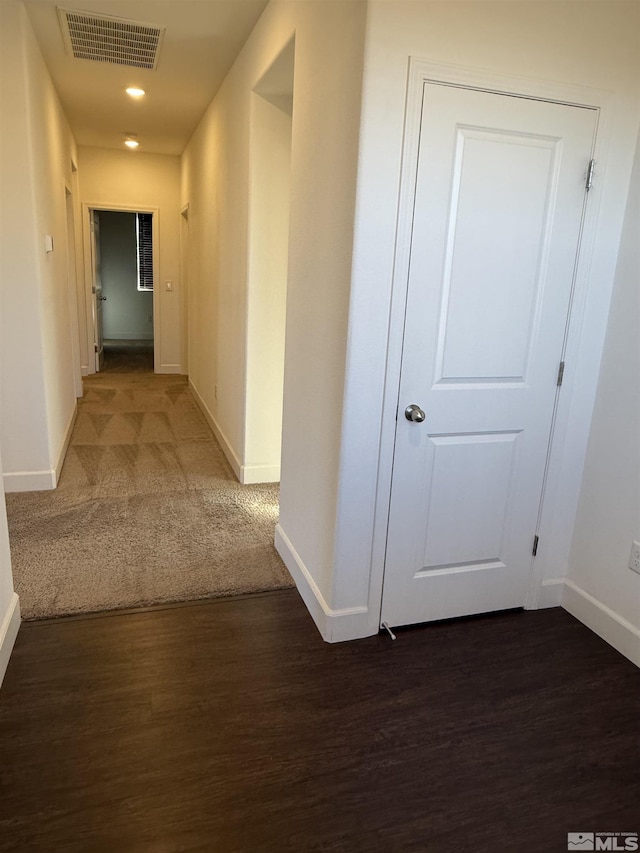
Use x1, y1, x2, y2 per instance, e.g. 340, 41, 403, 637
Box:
136, 212, 153, 291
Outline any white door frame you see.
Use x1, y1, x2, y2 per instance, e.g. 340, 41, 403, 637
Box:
64, 183, 83, 397
367, 61, 616, 633
180, 203, 190, 377
81, 202, 160, 374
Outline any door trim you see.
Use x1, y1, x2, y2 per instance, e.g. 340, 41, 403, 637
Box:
180, 203, 190, 376
64, 183, 83, 397
369, 60, 614, 633
81, 203, 160, 374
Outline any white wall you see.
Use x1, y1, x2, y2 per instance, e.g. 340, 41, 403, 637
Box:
327, 0, 640, 639
98, 212, 154, 341
0, 0, 79, 493
181, 1, 367, 598
563, 128, 640, 664
78, 147, 183, 373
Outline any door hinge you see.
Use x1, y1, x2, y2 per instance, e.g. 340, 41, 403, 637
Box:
557, 361, 565, 387
585, 159, 595, 191
532, 535, 539, 557
94, 344, 98, 353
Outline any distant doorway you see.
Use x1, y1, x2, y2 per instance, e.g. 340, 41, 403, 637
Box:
86, 207, 157, 373
97, 210, 154, 371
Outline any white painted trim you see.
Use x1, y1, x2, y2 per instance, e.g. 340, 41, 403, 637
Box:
188, 379, 242, 482
81, 203, 97, 375
4, 404, 77, 492
562, 578, 640, 668
241, 464, 280, 485
156, 364, 183, 375
0, 593, 21, 688
406, 59, 612, 110
3, 469, 56, 492
275, 524, 372, 643
536, 578, 564, 609
179, 203, 190, 377
365, 59, 619, 633
151, 208, 160, 374
189, 381, 278, 484
53, 403, 77, 485
524, 95, 616, 608
81, 365, 90, 377
64, 183, 84, 400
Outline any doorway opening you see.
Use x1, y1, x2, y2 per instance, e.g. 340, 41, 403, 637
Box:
87, 206, 158, 374
244, 38, 294, 485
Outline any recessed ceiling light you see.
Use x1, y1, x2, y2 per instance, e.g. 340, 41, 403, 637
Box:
126, 87, 145, 98
124, 135, 139, 149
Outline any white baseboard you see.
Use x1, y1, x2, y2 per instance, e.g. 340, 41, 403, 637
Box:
81, 365, 90, 377
241, 464, 280, 485
54, 403, 77, 485
156, 364, 184, 375
188, 380, 280, 485
3, 403, 77, 493
562, 578, 640, 668
537, 578, 564, 609
0, 593, 20, 688
3, 469, 56, 492
275, 523, 373, 643
189, 379, 242, 482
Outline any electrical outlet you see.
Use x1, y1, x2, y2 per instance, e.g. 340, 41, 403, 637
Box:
629, 541, 640, 574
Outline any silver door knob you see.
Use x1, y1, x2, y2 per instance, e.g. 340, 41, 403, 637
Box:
405, 404, 426, 423
99, 296, 107, 301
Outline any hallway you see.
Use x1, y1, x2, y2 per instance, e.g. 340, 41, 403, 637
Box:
5, 373, 292, 619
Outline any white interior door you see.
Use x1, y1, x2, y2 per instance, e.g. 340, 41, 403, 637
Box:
90, 209, 104, 372
381, 83, 597, 628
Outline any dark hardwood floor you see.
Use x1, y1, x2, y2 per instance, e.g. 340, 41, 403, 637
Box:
0, 590, 638, 852
102, 340, 154, 373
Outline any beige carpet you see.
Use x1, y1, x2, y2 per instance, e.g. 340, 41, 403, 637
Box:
5, 373, 293, 620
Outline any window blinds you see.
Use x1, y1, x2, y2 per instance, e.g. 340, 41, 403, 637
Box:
136, 213, 153, 290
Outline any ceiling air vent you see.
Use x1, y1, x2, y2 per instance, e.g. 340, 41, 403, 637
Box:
57, 7, 165, 70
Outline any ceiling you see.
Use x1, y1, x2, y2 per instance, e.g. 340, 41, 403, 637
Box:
23, 0, 269, 155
